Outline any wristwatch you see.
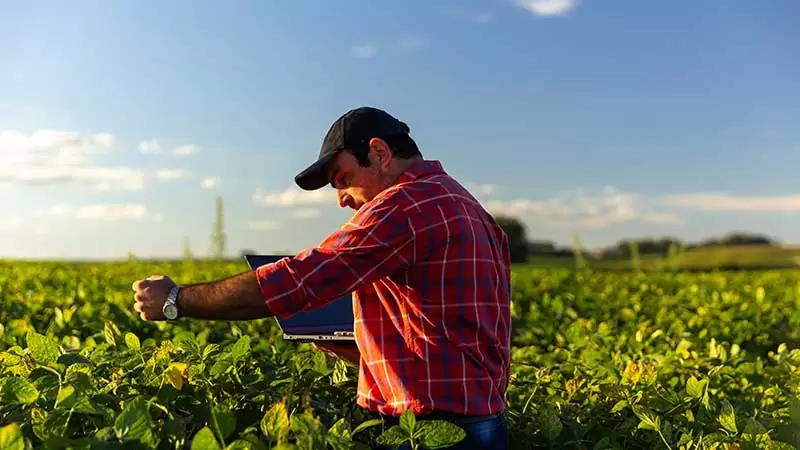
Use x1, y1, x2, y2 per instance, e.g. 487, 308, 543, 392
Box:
162, 285, 181, 320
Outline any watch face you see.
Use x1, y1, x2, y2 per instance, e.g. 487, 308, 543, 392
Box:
163, 304, 178, 320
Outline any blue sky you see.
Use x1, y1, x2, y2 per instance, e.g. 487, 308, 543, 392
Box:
1, 0, 798, 259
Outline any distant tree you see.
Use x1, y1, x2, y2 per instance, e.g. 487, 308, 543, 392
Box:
210, 196, 227, 260
493, 215, 530, 263
183, 237, 194, 262
719, 232, 776, 246
528, 239, 556, 255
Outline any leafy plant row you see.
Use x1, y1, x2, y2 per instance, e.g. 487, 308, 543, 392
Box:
0, 260, 799, 449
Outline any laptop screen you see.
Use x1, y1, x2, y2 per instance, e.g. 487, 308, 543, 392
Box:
244, 254, 354, 335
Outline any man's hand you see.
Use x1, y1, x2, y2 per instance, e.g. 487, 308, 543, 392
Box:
314, 342, 361, 366
132, 275, 177, 321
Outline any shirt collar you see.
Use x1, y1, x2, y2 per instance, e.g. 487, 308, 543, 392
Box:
392, 159, 445, 185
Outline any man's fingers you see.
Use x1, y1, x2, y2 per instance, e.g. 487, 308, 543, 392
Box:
132, 276, 166, 292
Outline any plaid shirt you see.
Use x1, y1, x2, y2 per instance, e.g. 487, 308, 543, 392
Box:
255, 160, 512, 417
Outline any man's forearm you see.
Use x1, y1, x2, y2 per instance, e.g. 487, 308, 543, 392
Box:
176, 271, 273, 321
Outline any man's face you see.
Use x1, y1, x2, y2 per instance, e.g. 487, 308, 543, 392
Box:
326, 149, 387, 211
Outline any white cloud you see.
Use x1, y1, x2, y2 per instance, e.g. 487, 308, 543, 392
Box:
156, 169, 192, 181
253, 186, 333, 207
483, 186, 681, 229
0, 129, 149, 191
290, 208, 322, 220
0, 165, 146, 191
249, 220, 281, 231
138, 139, 161, 154
661, 192, 800, 212
466, 182, 499, 197
516, 0, 578, 16
36, 203, 161, 222
172, 145, 198, 157
350, 44, 378, 59
200, 177, 220, 188
0, 130, 113, 153
0, 129, 114, 167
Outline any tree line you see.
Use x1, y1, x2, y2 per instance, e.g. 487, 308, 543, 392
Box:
493, 215, 780, 264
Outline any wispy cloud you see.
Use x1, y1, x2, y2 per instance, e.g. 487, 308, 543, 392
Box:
1, 129, 114, 165
156, 169, 192, 181
172, 145, 198, 157
350, 44, 378, 59
0, 129, 148, 191
661, 192, 800, 212
253, 186, 333, 207
516, 0, 578, 16
138, 139, 161, 154
466, 182, 499, 197
0, 164, 146, 191
289, 208, 322, 220
483, 186, 682, 229
38, 203, 162, 222
200, 177, 220, 188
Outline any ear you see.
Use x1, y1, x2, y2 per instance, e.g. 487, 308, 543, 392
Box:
368, 138, 392, 169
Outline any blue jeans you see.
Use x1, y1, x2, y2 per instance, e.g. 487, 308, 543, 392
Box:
374, 413, 509, 450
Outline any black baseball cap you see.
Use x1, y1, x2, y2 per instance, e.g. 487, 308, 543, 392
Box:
294, 106, 410, 191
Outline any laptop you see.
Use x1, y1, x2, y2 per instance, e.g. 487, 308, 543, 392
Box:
243, 254, 355, 342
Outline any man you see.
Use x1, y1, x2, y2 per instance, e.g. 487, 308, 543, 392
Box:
132, 106, 512, 449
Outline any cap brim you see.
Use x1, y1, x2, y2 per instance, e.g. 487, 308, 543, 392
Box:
294, 152, 337, 191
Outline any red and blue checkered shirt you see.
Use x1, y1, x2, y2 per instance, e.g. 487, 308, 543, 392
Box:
255, 159, 512, 417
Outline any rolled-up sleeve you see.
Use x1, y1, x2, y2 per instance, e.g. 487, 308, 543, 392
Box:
255, 194, 416, 318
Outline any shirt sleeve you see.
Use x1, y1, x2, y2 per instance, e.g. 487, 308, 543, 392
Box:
254, 194, 416, 318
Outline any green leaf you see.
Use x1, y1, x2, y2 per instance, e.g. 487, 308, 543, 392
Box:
1, 376, 40, 404
399, 409, 416, 432
611, 400, 627, 413
203, 343, 220, 360
230, 336, 250, 360
104, 321, 119, 347
113, 397, 159, 447
0, 423, 25, 450
192, 427, 221, 450
26, 330, 60, 365
418, 420, 467, 449
632, 405, 661, 431
260, 401, 290, 443
124, 332, 141, 351
210, 357, 232, 376
375, 426, 409, 447
332, 359, 349, 384
743, 418, 768, 435
686, 376, 705, 399
539, 406, 563, 441
312, 351, 328, 375
717, 399, 737, 434
226, 435, 268, 450
351, 418, 383, 436
789, 396, 800, 424
327, 418, 352, 441
211, 406, 237, 442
